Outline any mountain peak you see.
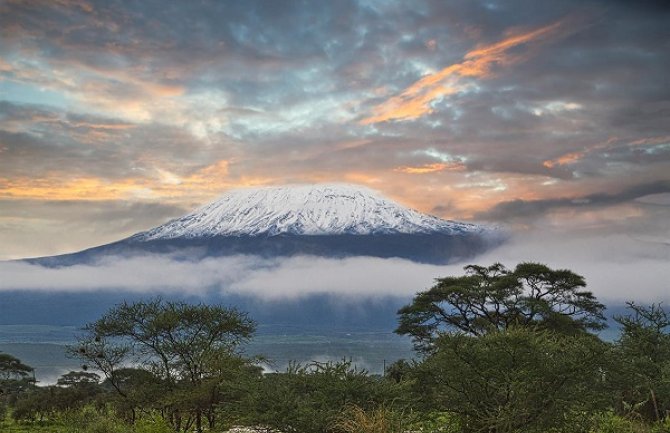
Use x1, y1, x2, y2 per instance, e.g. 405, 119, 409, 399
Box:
134, 183, 484, 240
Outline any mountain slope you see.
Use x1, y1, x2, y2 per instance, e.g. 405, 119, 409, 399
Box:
134, 184, 483, 239
27, 184, 502, 266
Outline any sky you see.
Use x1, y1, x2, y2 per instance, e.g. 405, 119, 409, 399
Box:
1, 0, 669, 299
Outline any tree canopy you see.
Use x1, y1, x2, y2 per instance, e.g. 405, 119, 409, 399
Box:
0, 353, 33, 382
3, 266, 670, 433
0, 353, 34, 397
413, 327, 608, 433
69, 298, 257, 432
396, 262, 606, 350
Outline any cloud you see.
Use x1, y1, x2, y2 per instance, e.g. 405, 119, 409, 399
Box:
478, 180, 670, 221
1, 219, 669, 304
360, 18, 573, 124
0, 0, 669, 261
0, 200, 186, 260
474, 229, 670, 303
0, 255, 236, 294
543, 135, 670, 169
395, 162, 465, 174
0, 254, 444, 300
0, 159, 236, 202
228, 256, 443, 300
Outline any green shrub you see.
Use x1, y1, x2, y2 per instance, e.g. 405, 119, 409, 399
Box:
331, 404, 410, 433
58, 406, 127, 433
651, 417, 670, 433
133, 415, 174, 433
409, 411, 461, 433
589, 412, 641, 433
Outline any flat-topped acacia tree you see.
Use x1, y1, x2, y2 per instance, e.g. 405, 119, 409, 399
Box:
396, 262, 606, 351
396, 262, 610, 433
69, 298, 257, 433
0, 353, 35, 396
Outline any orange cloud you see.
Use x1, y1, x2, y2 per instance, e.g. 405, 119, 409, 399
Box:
343, 172, 383, 185
0, 177, 152, 201
361, 19, 570, 124
0, 159, 276, 203
0, 57, 12, 72
543, 151, 585, 168
395, 162, 465, 174
542, 137, 617, 168
177, 160, 230, 191
628, 135, 670, 147
542, 135, 670, 168
542, 135, 669, 168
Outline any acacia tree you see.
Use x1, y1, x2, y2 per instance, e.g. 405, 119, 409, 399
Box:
611, 303, 670, 421
396, 262, 606, 350
0, 353, 34, 382
69, 298, 256, 432
0, 353, 35, 395
0, 352, 35, 420
395, 262, 612, 432
56, 371, 101, 388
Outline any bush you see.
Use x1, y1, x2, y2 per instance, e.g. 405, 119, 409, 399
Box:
133, 415, 174, 433
331, 404, 410, 433
414, 328, 609, 433
408, 411, 462, 433
59, 406, 128, 433
589, 412, 639, 433
243, 360, 407, 433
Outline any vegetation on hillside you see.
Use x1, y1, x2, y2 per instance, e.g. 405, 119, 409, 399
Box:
1, 262, 670, 433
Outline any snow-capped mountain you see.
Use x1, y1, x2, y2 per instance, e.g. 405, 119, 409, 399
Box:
28, 183, 501, 266
135, 184, 483, 240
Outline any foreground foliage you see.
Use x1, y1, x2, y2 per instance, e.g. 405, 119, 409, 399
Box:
240, 360, 407, 433
1, 262, 670, 433
69, 298, 257, 432
414, 328, 608, 432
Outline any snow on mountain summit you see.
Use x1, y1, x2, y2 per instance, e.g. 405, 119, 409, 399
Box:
135, 184, 484, 240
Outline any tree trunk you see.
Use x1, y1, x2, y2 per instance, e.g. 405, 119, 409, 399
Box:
651, 388, 661, 422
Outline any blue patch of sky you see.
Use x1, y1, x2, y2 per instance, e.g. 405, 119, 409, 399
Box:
0, 81, 71, 110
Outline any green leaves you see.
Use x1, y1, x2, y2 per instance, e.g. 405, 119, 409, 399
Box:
0, 353, 35, 398
413, 328, 609, 433
396, 262, 606, 350
0, 353, 33, 381
242, 360, 408, 433
610, 303, 670, 422
68, 298, 258, 432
